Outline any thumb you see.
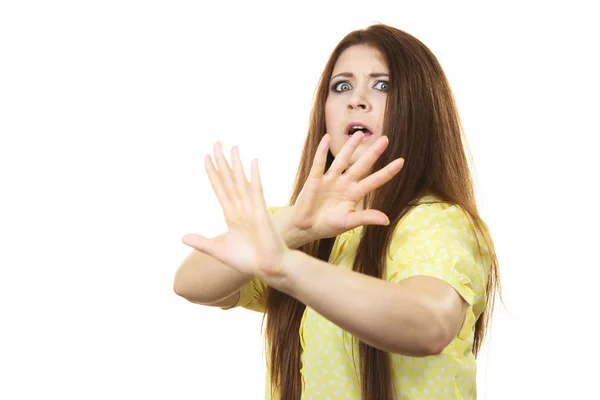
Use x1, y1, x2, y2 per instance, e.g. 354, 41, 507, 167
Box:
182, 233, 214, 254
346, 210, 391, 229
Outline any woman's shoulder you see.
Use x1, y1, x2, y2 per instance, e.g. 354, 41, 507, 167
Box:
390, 194, 479, 252
402, 194, 471, 226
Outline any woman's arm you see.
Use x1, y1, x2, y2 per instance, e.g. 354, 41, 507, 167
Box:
173, 243, 248, 306
273, 250, 467, 357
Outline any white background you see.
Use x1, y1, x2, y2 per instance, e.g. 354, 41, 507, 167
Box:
1, 1, 598, 399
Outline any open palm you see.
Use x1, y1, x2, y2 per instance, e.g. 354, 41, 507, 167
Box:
182, 143, 288, 278
291, 131, 405, 240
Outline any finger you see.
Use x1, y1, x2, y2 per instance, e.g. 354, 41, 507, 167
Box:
181, 233, 228, 263
181, 233, 215, 255
308, 134, 331, 178
327, 131, 364, 176
250, 159, 269, 212
231, 146, 251, 201
345, 210, 391, 229
213, 142, 240, 206
357, 157, 405, 197
205, 153, 234, 214
345, 135, 389, 181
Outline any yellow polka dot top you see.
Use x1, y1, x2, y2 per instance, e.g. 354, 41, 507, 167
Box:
224, 194, 490, 400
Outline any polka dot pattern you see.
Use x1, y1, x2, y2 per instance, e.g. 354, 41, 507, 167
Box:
229, 196, 488, 399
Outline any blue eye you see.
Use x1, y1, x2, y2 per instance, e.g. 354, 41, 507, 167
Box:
333, 82, 352, 92
374, 81, 389, 91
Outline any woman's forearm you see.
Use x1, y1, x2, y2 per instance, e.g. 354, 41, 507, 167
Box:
272, 250, 454, 357
173, 243, 252, 304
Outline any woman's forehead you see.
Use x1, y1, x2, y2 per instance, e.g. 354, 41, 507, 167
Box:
332, 45, 388, 75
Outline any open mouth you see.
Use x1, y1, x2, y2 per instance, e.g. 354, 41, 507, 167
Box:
345, 122, 374, 138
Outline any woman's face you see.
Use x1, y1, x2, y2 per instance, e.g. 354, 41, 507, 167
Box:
325, 44, 389, 167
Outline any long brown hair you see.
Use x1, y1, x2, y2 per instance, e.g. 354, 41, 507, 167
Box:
263, 23, 501, 400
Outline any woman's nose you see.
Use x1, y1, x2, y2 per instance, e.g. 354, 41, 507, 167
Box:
347, 90, 371, 111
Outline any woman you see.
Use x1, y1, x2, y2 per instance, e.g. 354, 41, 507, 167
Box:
174, 23, 500, 400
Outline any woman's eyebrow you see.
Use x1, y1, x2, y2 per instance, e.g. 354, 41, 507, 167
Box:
330, 72, 390, 80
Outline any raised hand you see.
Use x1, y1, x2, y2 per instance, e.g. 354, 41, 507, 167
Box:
290, 131, 404, 241
181, 143, 289, 279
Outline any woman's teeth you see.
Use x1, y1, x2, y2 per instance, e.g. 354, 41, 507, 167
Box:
348, 127, 371, 135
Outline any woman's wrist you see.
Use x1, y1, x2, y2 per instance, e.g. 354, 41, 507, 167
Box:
272, 206, 315, 249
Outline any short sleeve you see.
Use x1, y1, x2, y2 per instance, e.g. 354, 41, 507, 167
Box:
221, 276, 269, 313
220, 205, 287, 313
386, 203, 488, 309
